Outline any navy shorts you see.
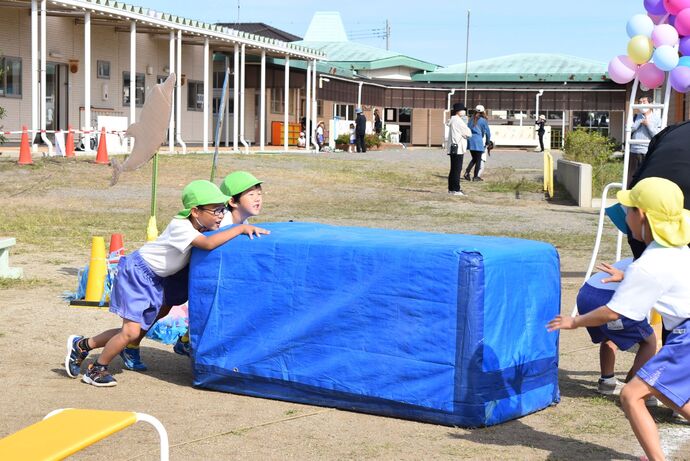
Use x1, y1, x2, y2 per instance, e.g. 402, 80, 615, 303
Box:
162, 264, 189, 306
576, 283, 653, 351
638, 319, 690, 408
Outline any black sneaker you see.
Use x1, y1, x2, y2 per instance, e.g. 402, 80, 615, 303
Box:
472, 177, 484, 182
82, 364, 117, 387
65, 335, 89, 378
463, 173, 471, 181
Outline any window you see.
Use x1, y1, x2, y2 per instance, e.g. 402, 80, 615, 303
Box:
384, 108, 397, 122
334, 103, 354, 119
97, 60, 110, 79
187, 81, 204, 111
572, 111, 610, 136
212, 94, 234, 115
270, 87, 295, 114
122, 71, 145, 106
0, 56, 22, 98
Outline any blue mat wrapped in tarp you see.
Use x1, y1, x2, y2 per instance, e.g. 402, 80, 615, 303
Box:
189, 222, 560, 427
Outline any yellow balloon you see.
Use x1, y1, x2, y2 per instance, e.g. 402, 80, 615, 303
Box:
627, 35, 654, 64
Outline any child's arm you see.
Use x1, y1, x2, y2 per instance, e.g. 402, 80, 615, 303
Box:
191, 224, 269, 251
546, 305, 620, 332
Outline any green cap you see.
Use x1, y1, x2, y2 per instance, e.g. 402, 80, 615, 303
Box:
220, 171, 263, 197
175, 180, 230, 218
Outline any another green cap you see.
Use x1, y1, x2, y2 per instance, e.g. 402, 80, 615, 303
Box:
175, 180, 230, 218
220, 171, 263, 197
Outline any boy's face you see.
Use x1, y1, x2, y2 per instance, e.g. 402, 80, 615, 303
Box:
230, 185, 263, 218
191, 203, 227, 231
625, 206, 646, 242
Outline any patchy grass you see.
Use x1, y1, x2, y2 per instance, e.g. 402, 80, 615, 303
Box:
0, 277, 56, 289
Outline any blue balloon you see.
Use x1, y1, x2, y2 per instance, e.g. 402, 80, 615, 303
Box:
654, 45, 680, 71
627, 14, 655, 38
679, 56, 690, 68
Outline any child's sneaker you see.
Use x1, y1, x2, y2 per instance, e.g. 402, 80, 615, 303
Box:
82, 364, 117, 387
119, 346, 148, 371
672, 411, 688, 424
173, 338, 191, 356
65, 335, 89, 378
597, 377, 624, 396
645, 396, 663, 407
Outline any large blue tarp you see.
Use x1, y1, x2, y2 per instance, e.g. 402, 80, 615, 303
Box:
189, 222, 560, 427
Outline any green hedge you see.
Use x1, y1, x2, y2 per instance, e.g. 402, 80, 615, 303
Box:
563, 128, 622, 197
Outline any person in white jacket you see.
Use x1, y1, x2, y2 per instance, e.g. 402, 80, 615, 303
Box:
446, 103, 472, 196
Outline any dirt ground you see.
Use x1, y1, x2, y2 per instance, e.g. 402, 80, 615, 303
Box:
1, 147, 689, 460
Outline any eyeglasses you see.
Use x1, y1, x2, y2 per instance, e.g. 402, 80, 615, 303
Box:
199, 206, 228, 217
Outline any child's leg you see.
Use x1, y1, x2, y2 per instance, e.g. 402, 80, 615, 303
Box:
599, 339, 617, 377
127, 304, 173, 347
96, 319, 141, 366
626, 332, 657, 383
620, 377, 664, 460
86, 328, 121, 350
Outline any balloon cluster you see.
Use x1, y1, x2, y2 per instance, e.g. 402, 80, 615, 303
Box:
608, 0, 690, 92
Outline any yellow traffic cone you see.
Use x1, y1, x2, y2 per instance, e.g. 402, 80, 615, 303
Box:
84, 236, 108, 302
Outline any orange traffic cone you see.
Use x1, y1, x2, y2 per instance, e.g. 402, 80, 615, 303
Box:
95, 127, 109, 164
65, 124, 75, 158
108, 233, 124, 264
17, 125, 33, 165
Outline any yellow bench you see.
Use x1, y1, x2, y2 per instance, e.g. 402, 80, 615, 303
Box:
0, 409, 169, 461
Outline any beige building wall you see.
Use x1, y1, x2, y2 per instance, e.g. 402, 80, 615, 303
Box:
0, 8, 213, 143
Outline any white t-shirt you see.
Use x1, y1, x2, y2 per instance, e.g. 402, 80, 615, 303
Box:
607, 242, 690, 330
219, 215, 248, 228
138, 218, 201, 277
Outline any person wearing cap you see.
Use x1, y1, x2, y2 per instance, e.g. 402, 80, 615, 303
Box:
547, 177, 690, 460
629, 96, 661, 187
464, 105, 491, 182
64, 180, 269, 387
446, 102, 472, 196
355, 107, 367, 153
535, 114, 546, 152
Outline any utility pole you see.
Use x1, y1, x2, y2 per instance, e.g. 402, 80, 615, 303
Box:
464, 10, 470, 105
386, 19, 390, 50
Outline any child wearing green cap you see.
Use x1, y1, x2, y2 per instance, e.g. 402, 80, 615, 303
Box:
169, 171, 265, 357
547, 177, 690, 460
64, 179, 269, 387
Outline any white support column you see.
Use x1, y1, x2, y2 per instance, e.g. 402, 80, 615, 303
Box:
224, 54, 230, 147
176, 30, 186, 154
284, 56, 289, 151
260, 50, 266, 151
31, 0, 38, 150
312, 60, 317, 150
129, 20, 136, 152
233, 45, 239, 151
40, 0, 52, 154
239, 44, 248, 153
84, 10, 91, 152
305, 61, 311, 150
203, 38, 209, 152
168, 31, 175, 153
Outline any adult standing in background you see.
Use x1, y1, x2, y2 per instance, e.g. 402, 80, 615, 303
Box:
629, 96, 660, 186
535, 114, 546, 152
464, 105, 491, 182
447, 103, 472, 196
374, 109, 382, 136
355, 107, 367, 153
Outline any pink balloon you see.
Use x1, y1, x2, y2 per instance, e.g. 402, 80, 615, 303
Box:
670, 65, 690, 91
664, 0, 690, 15
676, 8, 690, 35
608, 55, 639, 84
639, 63, 666, 88
652, 23, 680, 45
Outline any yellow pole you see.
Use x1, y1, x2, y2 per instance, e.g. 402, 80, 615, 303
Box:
84, 236, 107, 302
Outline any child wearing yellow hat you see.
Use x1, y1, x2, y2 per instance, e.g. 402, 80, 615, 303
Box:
548, 177, 690, 460
64, 180, 269, 387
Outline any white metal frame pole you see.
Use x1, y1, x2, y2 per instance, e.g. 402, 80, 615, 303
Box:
224, 55, 230, 147
260, 50, 266, 151
84, 10, 91, 151
305, 61, 311, 150
284, 55, 289, 151
176, 30, 185, 154
233, 45, 239, 151
239, 43, 247, 153
168, 31, 174, 153
203, 37, 209, 152
31, 0, 38, 150
129, 20, 136, 151
40, 1, 46, 137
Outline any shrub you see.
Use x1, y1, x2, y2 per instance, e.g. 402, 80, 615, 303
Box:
335, 133, 349, 146
365, 133, 381, 149
563, 128, 622, 197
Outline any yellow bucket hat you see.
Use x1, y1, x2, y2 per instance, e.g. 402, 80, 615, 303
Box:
617, 177, 690, 247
